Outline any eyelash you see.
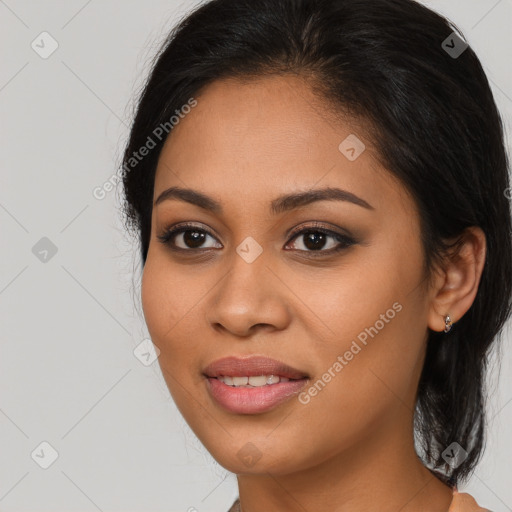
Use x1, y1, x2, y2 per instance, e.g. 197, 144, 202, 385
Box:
156, 221, 356, 257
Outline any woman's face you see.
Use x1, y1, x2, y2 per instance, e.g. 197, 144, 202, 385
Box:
141, 74, 435, 475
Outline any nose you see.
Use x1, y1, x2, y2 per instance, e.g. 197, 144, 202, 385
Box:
206, 249, 292, 338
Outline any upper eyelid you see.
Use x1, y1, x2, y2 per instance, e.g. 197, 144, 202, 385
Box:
159, 222, 352, 246
287, 221, 349, 238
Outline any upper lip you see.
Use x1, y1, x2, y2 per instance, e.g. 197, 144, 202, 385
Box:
203, 356, 308, 380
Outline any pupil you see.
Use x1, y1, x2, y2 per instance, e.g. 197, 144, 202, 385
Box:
180, 230, 328, 250
304, 232, 326, 250
184, 230, 205, 248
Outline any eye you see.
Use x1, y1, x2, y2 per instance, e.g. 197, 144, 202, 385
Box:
285, 222, 356, 256
157, 222, 222, 250
157, 221, 356, 256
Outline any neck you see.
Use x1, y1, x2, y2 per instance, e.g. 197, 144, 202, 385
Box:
235, 410, 453, 512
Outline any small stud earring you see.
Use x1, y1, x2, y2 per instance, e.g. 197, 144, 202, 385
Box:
443, 314, 453, 333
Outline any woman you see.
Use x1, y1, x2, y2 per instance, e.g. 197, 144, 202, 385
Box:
120, 0, 511, 510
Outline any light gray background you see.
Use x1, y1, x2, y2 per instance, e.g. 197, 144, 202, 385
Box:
1, 1, 511, 511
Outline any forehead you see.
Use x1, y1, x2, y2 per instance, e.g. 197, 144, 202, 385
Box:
153, 74, 411, 217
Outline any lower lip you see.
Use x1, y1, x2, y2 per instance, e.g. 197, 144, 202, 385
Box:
205, 377, 308, 414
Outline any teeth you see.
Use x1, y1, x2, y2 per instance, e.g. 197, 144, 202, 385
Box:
217, 375, 292, 387
248, 375, 268, 386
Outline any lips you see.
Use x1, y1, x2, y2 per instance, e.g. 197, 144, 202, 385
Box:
202, 355, 309, 380
203, 355, 309, 414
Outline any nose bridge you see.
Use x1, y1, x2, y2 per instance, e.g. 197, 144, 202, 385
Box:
207, 238, 290, 335
222, 237, 271, 307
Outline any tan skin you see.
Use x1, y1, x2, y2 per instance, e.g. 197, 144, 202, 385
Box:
141, 74, 486, 512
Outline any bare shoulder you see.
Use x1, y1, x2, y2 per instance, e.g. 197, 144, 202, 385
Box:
449, 491, 492, 512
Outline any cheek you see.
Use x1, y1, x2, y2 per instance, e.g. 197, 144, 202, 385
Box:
300, 237, 425, 355
292, 237, 428, 422
141, 255, 194, 384
140, 252, 214, 388
141, 252, 198, 344
140, 256, 203, 412
276, 308, 426, 474
141, 256, 171, 340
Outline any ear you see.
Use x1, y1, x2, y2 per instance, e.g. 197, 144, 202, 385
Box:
427, 226, 486, 332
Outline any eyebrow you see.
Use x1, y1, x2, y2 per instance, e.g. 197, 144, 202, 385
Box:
154, 185, 374, 214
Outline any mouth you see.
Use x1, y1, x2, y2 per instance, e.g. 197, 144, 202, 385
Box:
214, 374, 296, 387
203, 355, 309, 380
202, 355, 309, 414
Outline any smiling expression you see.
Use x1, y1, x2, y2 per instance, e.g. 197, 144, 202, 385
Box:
141, 74, 434, 475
